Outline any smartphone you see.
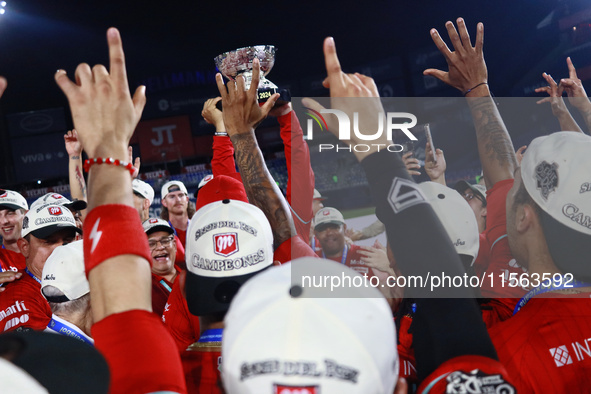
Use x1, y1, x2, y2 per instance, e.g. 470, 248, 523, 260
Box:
424, 123, 436, 164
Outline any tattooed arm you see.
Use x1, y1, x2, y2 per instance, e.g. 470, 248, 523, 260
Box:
64, 129, 88, 220
215, 60, 295, 248
424, 19, 516, 187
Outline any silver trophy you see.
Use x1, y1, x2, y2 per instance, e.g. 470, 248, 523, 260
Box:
214, 45, 290, 104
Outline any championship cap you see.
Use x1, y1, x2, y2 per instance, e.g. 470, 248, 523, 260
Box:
418, 182, 480, 263
161, 181, 188, 199
0, 189, 28, 211
132, 179, 155, 206
41, 240, 89, 303
314, 207, 345, 228
453, 180, 487, 207
222, 257, 398, 394
520, 131, 591, 280
313, 188, 326, 200
30, 193, 87, 213
21, 204, 81, 239
198, 174, 214, 190
0, 331, 109, 393
185, 199, 273, 316
195, 175, 248, 211
142, 218, 174, 236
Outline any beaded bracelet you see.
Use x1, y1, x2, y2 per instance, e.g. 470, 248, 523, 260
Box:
83, 157, 138, 176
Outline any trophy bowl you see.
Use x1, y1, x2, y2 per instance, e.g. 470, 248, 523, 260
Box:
215, 45, 276, 89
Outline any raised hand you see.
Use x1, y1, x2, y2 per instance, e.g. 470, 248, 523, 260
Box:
424, 141, 446, 184
54, 28, 146, 160
128, 146, 141, 179
423, 18, 487, 94
559, 57, 591, 112
201, 97, 225, 129
402, 151, 421, 176
0, 77, 7, 100
215, 58, 279, 136
64, 129, 83, 157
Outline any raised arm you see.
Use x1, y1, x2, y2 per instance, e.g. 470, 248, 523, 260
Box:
55, 28, 185, 394
215, 60, 295, 248
64, 129, 88, 221
424, 19, 517, 188
535, 72, 583, 133
558, 57, 591, 133
202, 97, 240, 177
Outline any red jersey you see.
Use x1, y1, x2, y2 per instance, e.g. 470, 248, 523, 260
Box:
0, 248, 26, 273
489, 294, 591, 392
176, 228, 187, 251
0, 270, 51, 332
162, 276, 201, 352
174, 234, 186, 269
316, 244, 376, 277
151, 267, 181, 317
182, 341, 223, 394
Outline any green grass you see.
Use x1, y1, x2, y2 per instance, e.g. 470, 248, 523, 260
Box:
342, 206, 376, 219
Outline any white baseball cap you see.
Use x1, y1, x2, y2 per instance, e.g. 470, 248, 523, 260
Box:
132, 179, 155, 206
0, 357, 48, 393
313, 188, 326, 200
161, 180, 188, 199
0, 189, 28, 211
142, 218, 174, 236
21, 204, 81, 239
185, 199, 274, 316
314, 207, 345, 228
41, 240, 88, 302
30, 193, 87, 213
418, 182, 480, 264
222, 257, 398, 394
520, 131, 591, 280
198, 174, 214, 189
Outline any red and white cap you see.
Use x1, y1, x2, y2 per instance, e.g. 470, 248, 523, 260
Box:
21, 204, 81, 239
313, 188, 326, 200
185, 199, 273, 316
313, 207, 345, 228
161, 180, 188, 199
30, 193, 86, 213
222, 257, 398, 394
418, 182, 479, 264
520, 131, 591, 280
142, 218, 174, 236
132, 179, 155, 206
0, 189, 28, 211
197, 174, 214, 189
41, 240, 88, 302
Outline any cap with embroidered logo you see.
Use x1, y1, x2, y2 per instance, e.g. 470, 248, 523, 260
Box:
0, 189, 28, 211
41, 240, 88, 303
142, 218, 174, 236
21, 204, 81, 239
30, 193, 87, 213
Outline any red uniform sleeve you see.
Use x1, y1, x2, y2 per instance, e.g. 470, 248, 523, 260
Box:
0, 249, 26, 273
211, 135, 239, 177
0, 276, 51, 332
417, 355, 515, 393
273, 235, 318, 264
162, 278, 201, 352
92, 309, 186, 394
278, 111, 315, 243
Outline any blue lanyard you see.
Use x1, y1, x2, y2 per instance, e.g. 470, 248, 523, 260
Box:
47, 318, 93, 346
159, 279, 172, 293
513, 276, 591, 315
311, 237, 316, 250
24, 268, 41, 284
168, 219, 190, 238
322, 244, 348, 265
198, 328, 223, 343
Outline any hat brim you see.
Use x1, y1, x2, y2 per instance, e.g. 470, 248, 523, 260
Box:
145, 225, 175, 236
0, 331, 109, 393
314, 220, 345, 229
64, 200, 87, 212
0, 203, 25, 211
454, 180, 486, 203
30, 224, 81, 239
541, 210, 591, 282
185, 268, 269, 316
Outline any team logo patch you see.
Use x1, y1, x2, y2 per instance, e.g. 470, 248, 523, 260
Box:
322, 210, 330, 216
0, 192, 7, 198
214, 233, 238, 257
48, 206, 63, 216
22, 217, 29, 230
51, 194, 63, 200
535, 161, 558, 200
550, 345, 573, 367
445, 370, 515, 393
273, 385, 318, 394
149, 218, 158, 224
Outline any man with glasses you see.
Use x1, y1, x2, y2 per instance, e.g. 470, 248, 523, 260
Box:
143, 218, 181, 317
454, 180, 487, 234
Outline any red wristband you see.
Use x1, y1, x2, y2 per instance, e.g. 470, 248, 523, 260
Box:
83, 204, 151, 276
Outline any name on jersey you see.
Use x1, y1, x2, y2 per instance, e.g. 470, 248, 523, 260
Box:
0, 301, 29, 331
194, 221, 257, 241
240, 359, 358, 384
191, 249, 265, 271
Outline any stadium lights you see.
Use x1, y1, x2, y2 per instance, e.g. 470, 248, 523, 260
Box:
0, 2, 6, 15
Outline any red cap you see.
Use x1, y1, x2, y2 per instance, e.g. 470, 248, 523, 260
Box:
195, 175, 248, 211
